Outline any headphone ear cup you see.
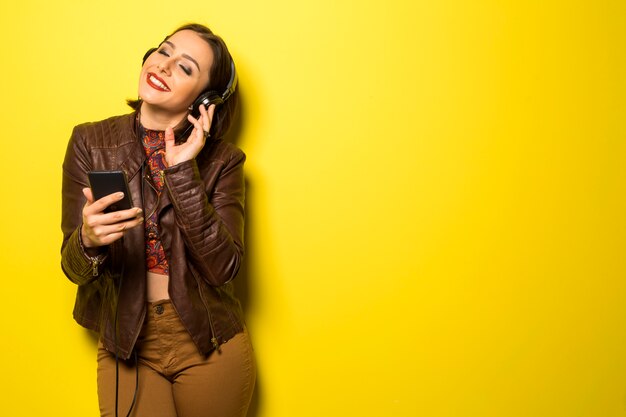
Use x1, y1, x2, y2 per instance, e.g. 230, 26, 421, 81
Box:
191, 91, 223, 118
142, 47, 157, 64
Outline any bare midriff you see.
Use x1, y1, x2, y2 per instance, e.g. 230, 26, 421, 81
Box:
147, 271, 170, 302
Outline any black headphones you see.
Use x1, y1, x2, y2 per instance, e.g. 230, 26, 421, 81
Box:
142, 47, 238, 119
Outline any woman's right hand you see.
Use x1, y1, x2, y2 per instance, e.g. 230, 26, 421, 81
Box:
81, 188, 143, 248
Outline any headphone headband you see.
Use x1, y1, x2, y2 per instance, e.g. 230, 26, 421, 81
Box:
221, 60, 238, 102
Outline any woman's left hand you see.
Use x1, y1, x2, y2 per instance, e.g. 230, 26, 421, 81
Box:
164, 103, 216, 166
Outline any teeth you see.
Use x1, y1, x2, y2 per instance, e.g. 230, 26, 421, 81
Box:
150, 75, 169, 90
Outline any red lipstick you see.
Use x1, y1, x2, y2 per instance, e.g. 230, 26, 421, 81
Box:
146, 72, 170, 92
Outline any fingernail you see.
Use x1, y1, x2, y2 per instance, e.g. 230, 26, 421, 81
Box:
136, 208, 142, 215
117, 192, 124, 198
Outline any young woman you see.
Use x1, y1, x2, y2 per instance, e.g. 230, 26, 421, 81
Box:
61, 23, 255, 417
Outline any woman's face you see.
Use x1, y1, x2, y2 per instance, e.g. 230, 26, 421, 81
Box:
138, 30, 214, 115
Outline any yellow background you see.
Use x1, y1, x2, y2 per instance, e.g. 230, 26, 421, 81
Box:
0, 0, 625, 416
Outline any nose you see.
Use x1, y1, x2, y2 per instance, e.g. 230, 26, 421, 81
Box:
156, 57, 173, 75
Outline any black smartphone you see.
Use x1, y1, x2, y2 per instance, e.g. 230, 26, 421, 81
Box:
88, 170, 133, 213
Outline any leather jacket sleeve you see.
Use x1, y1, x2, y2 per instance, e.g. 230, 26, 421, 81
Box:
163, 148, 246, 287
60, 125, 109, 286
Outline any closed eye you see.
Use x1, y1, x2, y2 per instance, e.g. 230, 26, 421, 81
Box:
179, 65, 192, 76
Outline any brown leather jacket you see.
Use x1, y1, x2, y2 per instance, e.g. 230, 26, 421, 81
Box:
61, 111, 246, 360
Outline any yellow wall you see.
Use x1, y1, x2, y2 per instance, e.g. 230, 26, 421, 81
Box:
1, 0, 625, 416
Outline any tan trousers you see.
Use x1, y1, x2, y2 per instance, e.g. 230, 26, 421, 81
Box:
97, 300, 256, 417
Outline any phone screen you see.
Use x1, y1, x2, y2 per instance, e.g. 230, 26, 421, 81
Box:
88, 171, 133, 213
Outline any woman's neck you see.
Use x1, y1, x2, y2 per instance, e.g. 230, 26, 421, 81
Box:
139, 103, 187, 131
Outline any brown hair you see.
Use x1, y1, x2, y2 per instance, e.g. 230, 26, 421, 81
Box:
128, 23, 239, 141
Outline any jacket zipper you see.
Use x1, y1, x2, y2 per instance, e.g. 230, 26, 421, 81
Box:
90, 257, 100, 276
191, 267, 221, 352
78, 226, 106, 277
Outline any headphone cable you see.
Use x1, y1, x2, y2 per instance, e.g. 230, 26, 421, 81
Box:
113, 238, 140, 417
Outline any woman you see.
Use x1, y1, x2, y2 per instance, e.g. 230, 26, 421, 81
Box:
61, 23, 255, 417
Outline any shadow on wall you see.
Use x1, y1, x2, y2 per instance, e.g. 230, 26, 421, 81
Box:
232, 175, 260, 417
228, 96, 261, 417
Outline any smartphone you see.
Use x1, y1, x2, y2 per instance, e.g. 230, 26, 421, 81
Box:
88, 170, 133, 213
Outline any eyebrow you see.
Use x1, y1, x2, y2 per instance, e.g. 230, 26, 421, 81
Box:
163, 40, 201, 72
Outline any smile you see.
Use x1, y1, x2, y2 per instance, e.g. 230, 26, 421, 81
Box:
146, 73, 170, 92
